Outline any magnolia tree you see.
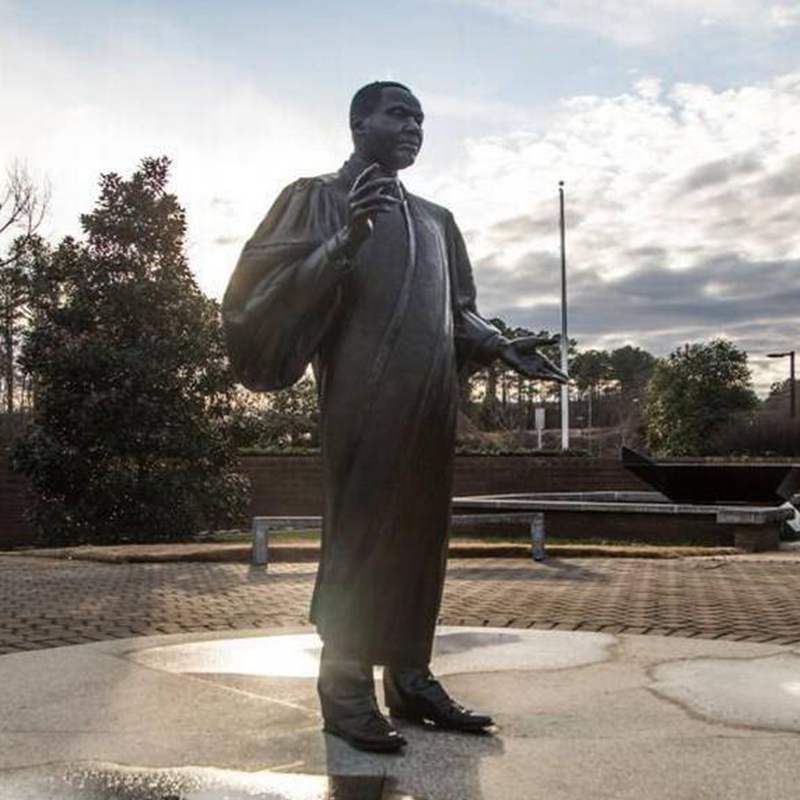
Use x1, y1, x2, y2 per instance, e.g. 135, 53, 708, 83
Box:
13, 157, 249, 544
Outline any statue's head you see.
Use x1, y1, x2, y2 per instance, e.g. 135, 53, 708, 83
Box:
350, 81, 424, 172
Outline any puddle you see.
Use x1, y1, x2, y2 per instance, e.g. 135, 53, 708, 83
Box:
651, 652, 800, 732
0, 763, 417, 800
431, 632, 521, 656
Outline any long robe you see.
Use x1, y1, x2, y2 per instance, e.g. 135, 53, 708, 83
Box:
222, 154, 504, 666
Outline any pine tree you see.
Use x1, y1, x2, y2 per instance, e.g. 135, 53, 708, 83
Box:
13, 157, 248, 543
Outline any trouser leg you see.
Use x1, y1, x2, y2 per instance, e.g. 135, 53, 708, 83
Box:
317, 644, 376, 720
317, 643, 407, 753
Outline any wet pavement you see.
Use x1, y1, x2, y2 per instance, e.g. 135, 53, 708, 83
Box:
2, 763, 403, 800
652, 651, 800, 731
2, 626, 800, 799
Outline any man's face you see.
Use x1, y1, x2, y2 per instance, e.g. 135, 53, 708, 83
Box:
355, 87, 424, 172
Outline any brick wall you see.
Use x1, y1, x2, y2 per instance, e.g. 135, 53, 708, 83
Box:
2, 453, 790, 548
0, 454, 34, 548
243, 455, 326, 516
240, 454, 651, 516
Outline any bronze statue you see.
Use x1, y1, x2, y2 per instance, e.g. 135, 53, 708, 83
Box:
223, 81, 566, 753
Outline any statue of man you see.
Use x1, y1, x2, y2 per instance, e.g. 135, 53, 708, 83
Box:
222, 81, 566, 753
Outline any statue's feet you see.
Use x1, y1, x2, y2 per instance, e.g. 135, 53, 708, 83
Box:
383, 666, 494, 732
317, 648, 406, 753
323, 708, 407, 753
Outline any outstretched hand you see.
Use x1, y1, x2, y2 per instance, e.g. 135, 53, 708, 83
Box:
499, 336, 568, 383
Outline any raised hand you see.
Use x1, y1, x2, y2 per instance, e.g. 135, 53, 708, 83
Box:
499, 336, 568, 383
345, 162, 402, 254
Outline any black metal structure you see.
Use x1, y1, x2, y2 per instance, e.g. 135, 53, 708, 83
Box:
621, 447, 799, 506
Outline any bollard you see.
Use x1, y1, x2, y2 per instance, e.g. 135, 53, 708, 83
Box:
252, 519, 269, 567
530, 513, 546, 561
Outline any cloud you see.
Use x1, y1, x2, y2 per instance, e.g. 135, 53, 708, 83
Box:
0, 18, 551, 301
2, 10, 797, 396
415, 89, 541, 128
486, 254, 800, 394
679, 153, 763, 193
771, 3, 800, 28
459, 0, 800, 45
489, 211, 585, 241
0, 22, 347, 299
423, 72, 800, 393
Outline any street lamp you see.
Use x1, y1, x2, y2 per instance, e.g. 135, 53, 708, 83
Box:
767, 350, 795, 418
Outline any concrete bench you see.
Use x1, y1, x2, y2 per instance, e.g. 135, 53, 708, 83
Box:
454, 492, 794, 552
251, 512, 546, 567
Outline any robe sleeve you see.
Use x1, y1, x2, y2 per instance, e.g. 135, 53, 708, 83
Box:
221, 178, 349, 391
445, 211, 508, 371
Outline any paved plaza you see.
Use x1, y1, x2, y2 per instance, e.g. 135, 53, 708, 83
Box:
3, 625, 800, 799
3, 551, 800, 798
3, 552, 800, 655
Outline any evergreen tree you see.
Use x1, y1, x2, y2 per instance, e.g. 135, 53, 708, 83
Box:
608, 345, 656, 397
570, 348, 612, 431
465, 317, 567, 431
644, 338, 759, 456
230, 374, 320, 450
0, 236, 49, 419
13, 157, 248, 544
570, 349, 612, 397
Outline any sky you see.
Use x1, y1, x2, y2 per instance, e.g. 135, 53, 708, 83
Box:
2, 0, 799, 394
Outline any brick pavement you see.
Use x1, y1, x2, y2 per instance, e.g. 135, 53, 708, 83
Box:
2, 555, 800, 655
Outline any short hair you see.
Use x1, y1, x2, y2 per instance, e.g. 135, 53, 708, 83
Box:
350, 81, 413, 128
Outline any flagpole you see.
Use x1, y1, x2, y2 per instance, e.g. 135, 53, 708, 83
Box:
559, 181, 570, 450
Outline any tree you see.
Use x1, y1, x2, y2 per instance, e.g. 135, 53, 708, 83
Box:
0, 162, 48, 249
13, 157, 248, 544
608, 345, 655, 398
0, 163, 49, 417
462, 316, 569, 432
570, 348, 613, 444
0, 237, 50, 413
644, 339, 759, 456
765, 377, 798, 416
230, 374, 320, 449
570, 348, 612, 429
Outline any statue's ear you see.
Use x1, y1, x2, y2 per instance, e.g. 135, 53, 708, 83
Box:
351, 116, 366, 137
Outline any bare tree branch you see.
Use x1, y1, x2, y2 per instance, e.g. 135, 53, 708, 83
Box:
0, 161, 50, 265
0, 161, 50, 415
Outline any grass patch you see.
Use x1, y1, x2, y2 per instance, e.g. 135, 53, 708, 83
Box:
197, 529, 703, 548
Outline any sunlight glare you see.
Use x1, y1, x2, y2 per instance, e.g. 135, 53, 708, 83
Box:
132, 634, 323, 677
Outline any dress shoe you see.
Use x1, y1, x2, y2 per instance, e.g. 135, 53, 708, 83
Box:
383, 666, 494, 732
322, 707, 407, 753
317, 648, 406, 753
